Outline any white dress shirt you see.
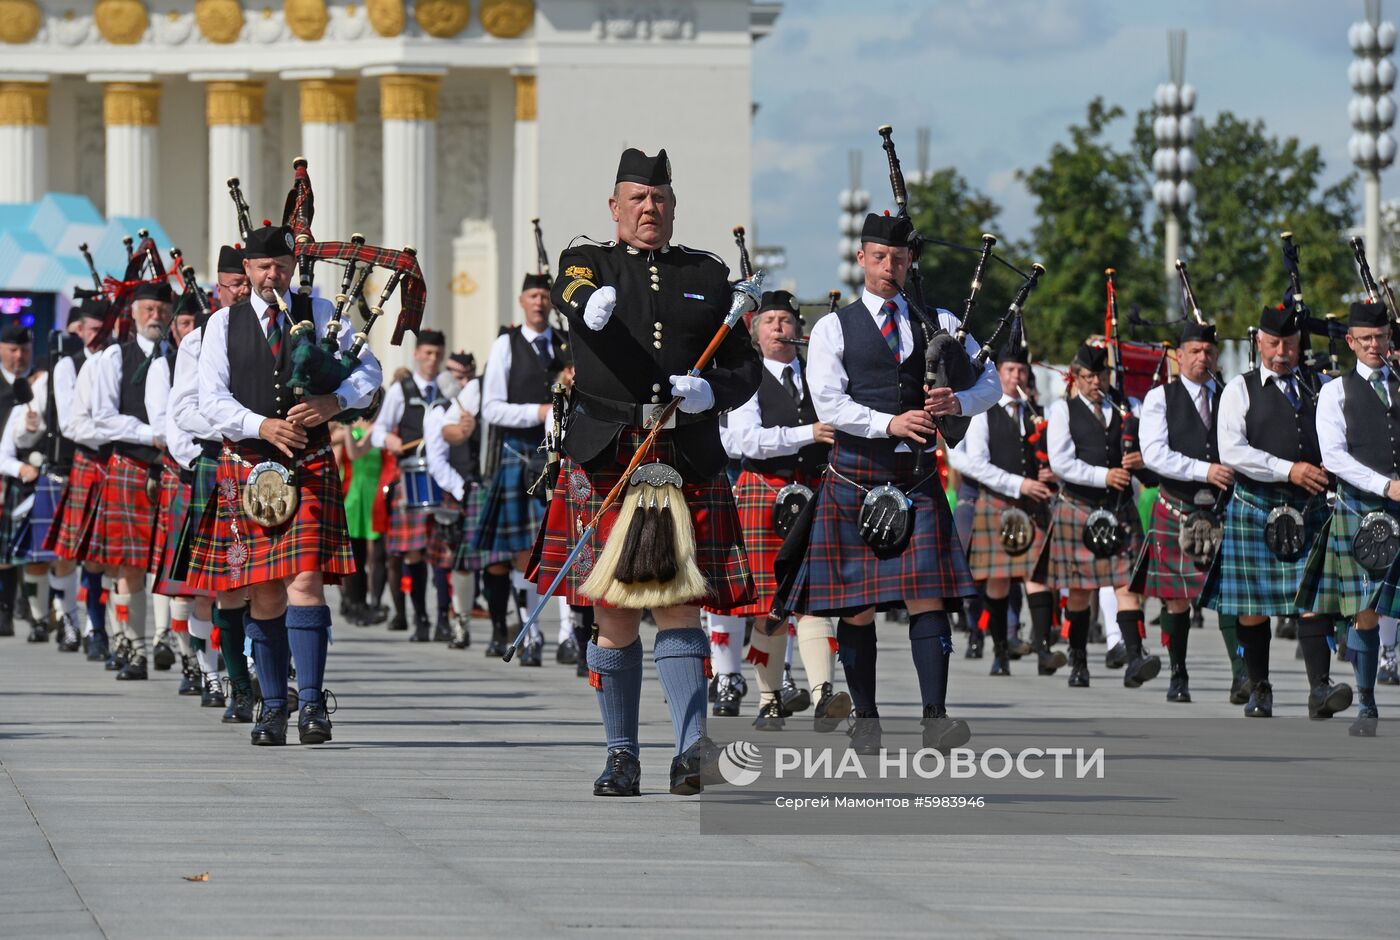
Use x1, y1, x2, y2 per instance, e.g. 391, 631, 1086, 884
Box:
1216, 366, 1323, 484
169, 327, 218, 460
1140, 376, 1216, 484
726, 356, 817, 461
150, 350, 199, 471
90, 335, 161, 446
807, 289, 1000, 449
199, 292, 383, 442
425, 378, 483, 502
371, 369, 443, 448
1046, 393, 1140, 489
0, 372, 48, 478
954, 393, 1028, 499
50, 354, 83, 445
58, 354, 104, 449
1317, 361, 1394, 497
482, 325, 553, 429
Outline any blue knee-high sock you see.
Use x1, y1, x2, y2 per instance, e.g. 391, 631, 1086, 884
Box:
653, 628, 709, 755
82, 570, 106, 637
909, 610, 954, 710
1351, 625, 1380, 709
836, 619, 878, 713
286, 604, 331, 708
587, 639, 643, 757
245, 613, 290, 712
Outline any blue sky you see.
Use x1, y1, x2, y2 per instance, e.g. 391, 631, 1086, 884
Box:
752, 0, 1392, 295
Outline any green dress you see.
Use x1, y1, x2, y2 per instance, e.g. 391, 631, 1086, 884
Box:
343, 435, 383, 541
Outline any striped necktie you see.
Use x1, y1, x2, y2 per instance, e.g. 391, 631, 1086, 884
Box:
879, 300, 901, 362
265, 307, 283, 359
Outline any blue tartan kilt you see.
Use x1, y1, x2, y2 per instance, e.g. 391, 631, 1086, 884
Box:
1201, 480, 1327, 617
802, 438, 976, 616
475, 436, 547, 556
1298, 482, 1400, 618
4, 473, 62, 564
448, 483, 513, 572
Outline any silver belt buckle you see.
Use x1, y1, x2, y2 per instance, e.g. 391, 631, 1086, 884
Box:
645, 404, 677, 430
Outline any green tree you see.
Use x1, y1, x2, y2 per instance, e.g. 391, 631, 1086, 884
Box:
1018, 99, 1157, 362
1132, 110, 1356, 342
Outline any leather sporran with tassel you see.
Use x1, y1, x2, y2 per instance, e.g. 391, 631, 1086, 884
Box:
580, 462, 707, 608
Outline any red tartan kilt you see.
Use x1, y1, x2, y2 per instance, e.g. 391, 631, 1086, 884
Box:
151, 460, 214, 598
185, 442, 355, 592
86, 453, 158, 569
386, 490, 431, 555
47, 449, 107, 560
966, 489, 1052, 583
149, 457, 178, 576
533, 428, 755, 610
707, 470, 791, 617
1135, 494, 1210, 600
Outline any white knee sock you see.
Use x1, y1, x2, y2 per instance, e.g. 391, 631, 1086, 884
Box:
707, 613, 745, 675
22, 569, 45, 621
795, 615, 836, 689
149, 576, 170, 639
746, 627, 786, 704
1099, 587, 1121, 647
1380, 616, 1398, 649
48, 568, 78, 618
168, 597, 192, 657
450, 572, 472, 616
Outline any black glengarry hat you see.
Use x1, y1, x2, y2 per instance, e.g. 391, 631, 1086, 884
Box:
217, 244, 245, 273
859, 212, 913, 248
0, 322, 33, 344
520, 273, 551, 292
1258, 303, 1299, 338
616, 148, 671, 187
1072, 342, 1108, 373
1180, 319, 1217, 345
1349, 300, 1389, 329
244, 224, 294, 260
415, 328, 446, 348
757, 289, 800, 317
132, 281, 173, 304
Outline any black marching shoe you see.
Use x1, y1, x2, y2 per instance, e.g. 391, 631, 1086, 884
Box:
1306, 680, 1353, 720
669, 735, 724, 795
753, 698, 786, 731
223, 682, 255, 723
298, 690, 335, 745
1067, 648, 1090, 688
1104, 642, 1128, 670
200, 673, 226, 709
116, 655, 148, 681
1008, 637, 1033, 660
519, 638, 543, 666
712, 673, 745, 717
593, 749, 642, 797
1122, 651, 1162, 688
387, 613, 408, 632
965, 630, 985, 659
251, 704, 289, 746
1037, 646, 1068, 676
432, 611, 452, 643
448, 613, 471, 650
57, 615, 81, 652
1166, 664, 1191, 703
86, 634, 109, 663
27, 621, 49, 643
780, 668, 811, 713
485, 624, 507, 658
812, 683, 853, 733
989, 642, 1011, 677
1244, 679, 1273, 718
178, 656, 202, 696
0, 605, 13, 637
409, 614, 431, 642
152, 638, 176, 671
105, 637, 130, 671
556, 634, 579, 664
1229, 674, 1252, 705
1349, 705, 1379, 737
921, 705, 972, 753
847, 710, 883, 755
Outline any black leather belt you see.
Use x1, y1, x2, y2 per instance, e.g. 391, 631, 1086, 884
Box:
195, 438, 222, 460
76, 442, 114, 461
573, 389, 709, 428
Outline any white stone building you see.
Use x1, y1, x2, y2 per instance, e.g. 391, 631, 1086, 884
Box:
0, 0, 779, 368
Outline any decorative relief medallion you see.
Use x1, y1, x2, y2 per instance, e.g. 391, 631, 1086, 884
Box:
0, 0, 43, 44
594, 3, 695, 41
366, 0, 404, 37
414, 0, 469, 38
95, 0, 150, 45
195, 0, 244, 43
284, 0, 328, 40
479, 0, 532, 38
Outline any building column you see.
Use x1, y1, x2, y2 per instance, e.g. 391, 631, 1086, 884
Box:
205, 80, 265, 274
0, 81, 48, 203
511, 69, 538, 285
377, 71, 441, 374
103, 81, 161, 218
297, 78, 357, 245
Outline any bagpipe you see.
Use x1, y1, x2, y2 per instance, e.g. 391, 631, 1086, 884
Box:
75, 228, 173, 346
877, 125, 1045, 453
1350, 235, 1400, 369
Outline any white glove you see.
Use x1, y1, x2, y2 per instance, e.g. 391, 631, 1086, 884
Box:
583, 286, 617, 331
669, 374, 715, 414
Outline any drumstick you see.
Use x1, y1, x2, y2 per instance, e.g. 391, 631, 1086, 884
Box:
397, 437, 423, 452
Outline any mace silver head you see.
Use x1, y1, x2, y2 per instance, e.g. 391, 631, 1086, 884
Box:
726, 270, 766, 326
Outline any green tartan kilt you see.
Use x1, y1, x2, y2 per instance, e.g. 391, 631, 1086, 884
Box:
1297, 482, 1400, 617
1201, 480, 1327, 617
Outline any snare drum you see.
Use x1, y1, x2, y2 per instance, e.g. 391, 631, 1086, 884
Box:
399, 456, 443, 510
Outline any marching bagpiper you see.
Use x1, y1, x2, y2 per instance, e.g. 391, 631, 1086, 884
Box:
1297, 300, 1396, 735
188, 224, 384, 745
954, 337, 1064, 677
1046, 342, 1157, 690
1136, 319, 1243, 704
535, 147, 762, 796
0, 324, 49, 641
716, 289, 851, 732
1202, 304, 1343, 719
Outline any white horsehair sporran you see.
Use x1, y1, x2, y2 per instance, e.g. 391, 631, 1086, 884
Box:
242, 460, 299, 528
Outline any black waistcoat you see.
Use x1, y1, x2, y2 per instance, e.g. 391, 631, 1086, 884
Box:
1242, 369, 1321, 494
396, 376, 428, 446
115, 342, 160, 465
1342, 367, 1400, 477
1064, 396, 1121, 502
985, 400, 1031, 481
226, 301, 328, 461
1160, 379, 1221, 501
506, 328, 558, 405
743, 363, 828, 479
0, 372, 19, 447
834, 300, 928, 460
